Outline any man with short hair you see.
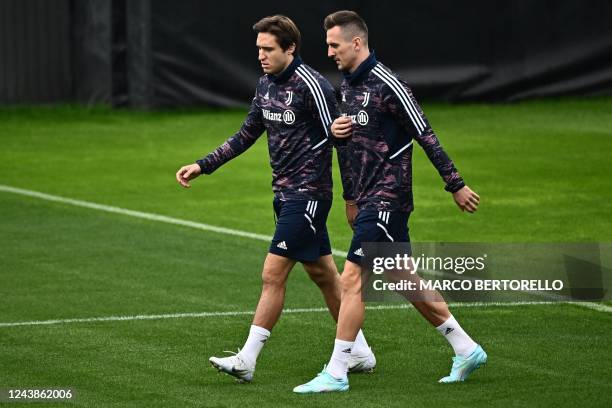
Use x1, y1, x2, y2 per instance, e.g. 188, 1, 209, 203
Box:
293, 10, 486, 393
175, 14, 375, 383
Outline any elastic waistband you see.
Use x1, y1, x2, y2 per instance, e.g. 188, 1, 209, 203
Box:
275, 190, 332, 202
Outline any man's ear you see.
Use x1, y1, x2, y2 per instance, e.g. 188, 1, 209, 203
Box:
353, 36, 362, 51
287, 43, 296, 55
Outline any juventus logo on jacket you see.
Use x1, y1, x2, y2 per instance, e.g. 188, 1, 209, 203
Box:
362, 92, 370, 107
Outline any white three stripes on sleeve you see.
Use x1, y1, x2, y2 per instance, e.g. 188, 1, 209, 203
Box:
372, 64, 426, 134
296, 66, 332, 142
297, 66, 332, 125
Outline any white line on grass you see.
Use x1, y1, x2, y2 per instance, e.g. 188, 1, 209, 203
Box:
1, 184, 610, 319
1, 301, 596, 328
0, 184, 348, 257
570, 301, 612, 313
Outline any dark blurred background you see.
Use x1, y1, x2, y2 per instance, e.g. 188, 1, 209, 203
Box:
1, 0, 612, 107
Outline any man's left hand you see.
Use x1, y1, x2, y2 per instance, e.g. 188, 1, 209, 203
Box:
453, 186, 480, 213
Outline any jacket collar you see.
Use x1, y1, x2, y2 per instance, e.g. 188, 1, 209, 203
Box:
343, 51, 377, 85
269, 56, 302, 84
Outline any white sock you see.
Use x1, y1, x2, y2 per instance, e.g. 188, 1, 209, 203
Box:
238, 325, 270, 365
436, 315, 478, 357
326, 339, 353, 379
351, 329, 371, 356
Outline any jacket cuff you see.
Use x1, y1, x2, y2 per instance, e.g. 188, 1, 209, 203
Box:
444, 180, 465, 193
196, 159, 212, 175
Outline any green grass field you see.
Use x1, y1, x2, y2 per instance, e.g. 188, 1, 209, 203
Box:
1, 98, 611, 407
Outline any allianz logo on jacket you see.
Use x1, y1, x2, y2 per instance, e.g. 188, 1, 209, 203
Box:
345, 110, 369, 126
263, 108, 295, 125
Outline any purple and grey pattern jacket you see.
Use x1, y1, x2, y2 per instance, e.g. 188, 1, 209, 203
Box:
197, 57, 338, 201
336, 53, 465, 212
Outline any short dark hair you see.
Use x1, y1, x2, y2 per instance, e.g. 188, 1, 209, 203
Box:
323, 10, 368, 45
253, 15, 301, 54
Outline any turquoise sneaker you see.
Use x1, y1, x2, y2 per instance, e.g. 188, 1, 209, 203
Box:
293, 367, 349, 393
439, 345, 487, 383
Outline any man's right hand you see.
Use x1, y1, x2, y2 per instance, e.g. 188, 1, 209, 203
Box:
345, 200, 358, 230
176, 163, 202, 188
331, 116, 353, 138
